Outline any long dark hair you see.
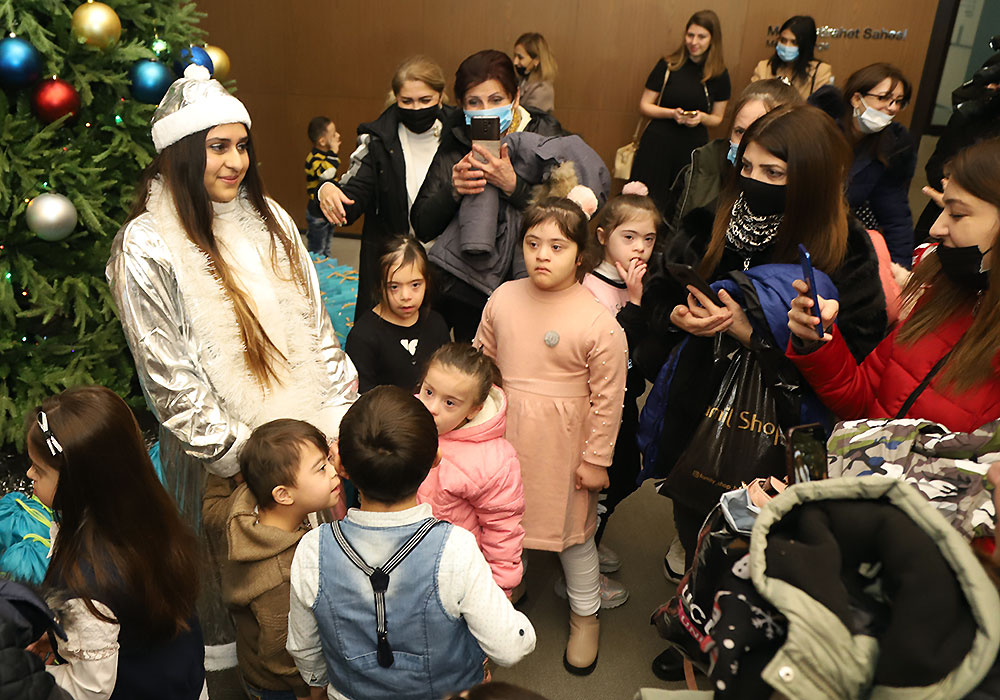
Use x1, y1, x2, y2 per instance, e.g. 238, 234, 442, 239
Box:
28, 386, 199, 639
701, 104, 850, 277
126, 126, 307, 387
898, 139, 1000, 390
768, 16, 819, 86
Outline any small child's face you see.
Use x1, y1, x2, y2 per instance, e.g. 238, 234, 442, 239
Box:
25, 443, 58, 509
601, 215, 657, 270
523, 220, 580, 292
321, 122, 341, 152
287, 441, 341, 513
417, 364, 483, 435
381, 261, 426, 325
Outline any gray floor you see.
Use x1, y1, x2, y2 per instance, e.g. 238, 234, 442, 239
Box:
208, 235, 699, 699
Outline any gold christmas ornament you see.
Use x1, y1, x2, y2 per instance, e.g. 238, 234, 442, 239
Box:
71, 1, 122, 51
203, 45, 231, 81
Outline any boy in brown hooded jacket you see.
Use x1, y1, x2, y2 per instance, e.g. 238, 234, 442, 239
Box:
203, 419, 342, 700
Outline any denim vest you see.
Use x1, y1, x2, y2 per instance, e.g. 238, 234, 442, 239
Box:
314, 518, 485, 700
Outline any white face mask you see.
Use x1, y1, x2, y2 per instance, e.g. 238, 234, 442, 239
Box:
854, 96, 893, 134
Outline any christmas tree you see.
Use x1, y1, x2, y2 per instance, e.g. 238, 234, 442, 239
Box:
0, 0, 226, 449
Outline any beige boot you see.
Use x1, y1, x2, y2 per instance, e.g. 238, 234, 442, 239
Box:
564, 611, 600, 675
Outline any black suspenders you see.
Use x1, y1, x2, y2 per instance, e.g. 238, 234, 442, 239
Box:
331, 518, 440, 668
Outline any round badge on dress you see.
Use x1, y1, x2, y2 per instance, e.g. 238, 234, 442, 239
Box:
544, 330, 560, 347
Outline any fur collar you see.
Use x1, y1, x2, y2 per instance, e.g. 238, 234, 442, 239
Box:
146, 178, 331, 425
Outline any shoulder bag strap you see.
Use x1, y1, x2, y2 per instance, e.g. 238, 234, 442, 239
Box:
893, 349, 955, 420
632, 65, 671, 144
331, 518, 441, 668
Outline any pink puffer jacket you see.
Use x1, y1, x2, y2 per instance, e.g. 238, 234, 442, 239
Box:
417, 386, 525, 592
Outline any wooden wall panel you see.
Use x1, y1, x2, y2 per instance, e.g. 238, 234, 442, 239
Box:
197, 0, 937, 232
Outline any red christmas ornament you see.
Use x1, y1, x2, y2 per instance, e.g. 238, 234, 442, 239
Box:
32, 78, 81, 124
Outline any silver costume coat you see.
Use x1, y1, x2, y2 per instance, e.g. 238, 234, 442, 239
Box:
107, 179, 358, 482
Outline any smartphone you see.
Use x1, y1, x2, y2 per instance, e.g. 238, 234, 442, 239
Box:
785, 423, 828, 484
469, 115, 501, 163
679, 109, 697, 116
665, 263, 722, 306
797, 244, 824, 339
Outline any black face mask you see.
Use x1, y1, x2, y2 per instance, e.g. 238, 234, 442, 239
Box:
739, 175, 786, 217
397, 104, 440, 134
937, 243, 991, 291
514, 64, 530, 79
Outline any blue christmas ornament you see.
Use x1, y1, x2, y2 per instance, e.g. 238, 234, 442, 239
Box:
173, 45, 214, 77
129, 59, 173, 104
0, 36, 44, 90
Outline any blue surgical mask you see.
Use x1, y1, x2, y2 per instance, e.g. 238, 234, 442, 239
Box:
464, 103, 514, 133
776, 43, 799, 63
727, 141, 738, 165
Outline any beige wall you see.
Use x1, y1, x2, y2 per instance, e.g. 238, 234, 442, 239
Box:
198, 0, 938, 233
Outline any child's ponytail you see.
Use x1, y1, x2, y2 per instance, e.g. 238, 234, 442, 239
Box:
423, 342, 501, 405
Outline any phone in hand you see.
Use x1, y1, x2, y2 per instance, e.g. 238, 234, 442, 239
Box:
469, 115, 501, 164
786, 423, 828, 484
797, 244, 824, 339
665, 263, 722, 307
679, 109, 697, 116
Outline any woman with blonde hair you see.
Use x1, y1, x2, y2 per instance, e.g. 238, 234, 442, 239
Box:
630, 10, 731, 214
513, 32, 558, 113
317, 55, 458, 317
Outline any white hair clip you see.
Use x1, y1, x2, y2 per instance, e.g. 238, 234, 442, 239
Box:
37, 411, 63, 456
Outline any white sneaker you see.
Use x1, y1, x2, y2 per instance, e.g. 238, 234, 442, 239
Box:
598, 543, 621, 573
554, 574, 629, 609
663, 537, 686, 583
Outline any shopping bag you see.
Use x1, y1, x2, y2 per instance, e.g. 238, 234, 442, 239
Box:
661, 334, 786, 514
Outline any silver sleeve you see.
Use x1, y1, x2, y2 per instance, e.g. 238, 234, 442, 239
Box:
107, 222, 248, 476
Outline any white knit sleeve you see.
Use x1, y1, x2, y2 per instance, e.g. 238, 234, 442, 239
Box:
438, 526, 536, 667
47, 598, 119, 700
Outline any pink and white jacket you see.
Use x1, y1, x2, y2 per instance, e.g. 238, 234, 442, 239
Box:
417, 386, 525, 592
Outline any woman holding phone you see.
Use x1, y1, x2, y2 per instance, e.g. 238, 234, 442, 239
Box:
638, 103, 887, 682
410, 49, 565, 340
787, 138, 1000, 432
317, 55, 457, 318
630, 10, 731, 215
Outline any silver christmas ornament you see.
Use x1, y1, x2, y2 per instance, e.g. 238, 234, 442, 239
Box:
26, 193, 78, 241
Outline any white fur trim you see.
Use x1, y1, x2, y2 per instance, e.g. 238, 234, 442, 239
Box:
151, 95, 251, 152
203, 642, 238, 671
145, 180, 335, 432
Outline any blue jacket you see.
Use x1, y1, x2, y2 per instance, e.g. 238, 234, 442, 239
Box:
637, 264, 837, 482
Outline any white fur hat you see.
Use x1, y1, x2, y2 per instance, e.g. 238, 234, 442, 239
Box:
150, 65, 251, 152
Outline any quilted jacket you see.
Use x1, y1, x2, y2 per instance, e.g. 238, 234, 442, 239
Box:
787, 312, 1000, 433
417, 386, 525, 592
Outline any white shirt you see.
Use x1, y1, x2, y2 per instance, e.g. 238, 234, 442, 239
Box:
397, 121, 442, 229
286, 503, 536, 699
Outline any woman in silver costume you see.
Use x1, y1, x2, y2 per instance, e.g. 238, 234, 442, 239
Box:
106, 65, 358, 671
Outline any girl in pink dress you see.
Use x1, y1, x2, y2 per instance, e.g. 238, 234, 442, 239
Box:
475, 192, 627, 675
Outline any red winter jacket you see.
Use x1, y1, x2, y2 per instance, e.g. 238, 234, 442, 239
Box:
417, 386, 525, 593
788, 314, 1000, 433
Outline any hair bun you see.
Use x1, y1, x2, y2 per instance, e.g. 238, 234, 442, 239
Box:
621, 181, 649, 197
566, 185, 598, 220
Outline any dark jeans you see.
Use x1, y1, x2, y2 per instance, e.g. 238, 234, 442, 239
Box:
241, 675, 299, 700
305, 210, 334, 255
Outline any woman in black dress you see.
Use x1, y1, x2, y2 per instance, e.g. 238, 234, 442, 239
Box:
631, 9, 731, 215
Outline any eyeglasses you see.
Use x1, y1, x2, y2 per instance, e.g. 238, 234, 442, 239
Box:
864, 93, 909, 109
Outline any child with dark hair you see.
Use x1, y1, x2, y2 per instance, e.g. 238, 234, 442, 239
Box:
287, 386, 535, 700
345, 237, 450, 393
305, 115, 341, 254
579, 182, 662, 601
203, 419, 341, 700
24, 385, 204, 699
475, 190, 627, 675
416, 342, 525, 597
